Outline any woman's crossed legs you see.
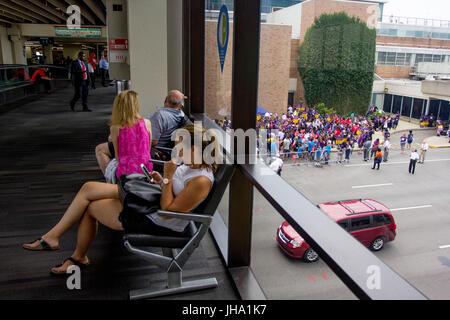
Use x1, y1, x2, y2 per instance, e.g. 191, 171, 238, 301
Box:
23, 182, 124, 273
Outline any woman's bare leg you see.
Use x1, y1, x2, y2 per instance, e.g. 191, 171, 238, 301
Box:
24, 182, 119, 249
95, 142, 112, 175
50, 198, 123, 273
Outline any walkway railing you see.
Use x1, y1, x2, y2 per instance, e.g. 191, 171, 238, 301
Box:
0, 64, 69, 91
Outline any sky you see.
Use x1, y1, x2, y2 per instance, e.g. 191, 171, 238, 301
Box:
382, 0, 450, 21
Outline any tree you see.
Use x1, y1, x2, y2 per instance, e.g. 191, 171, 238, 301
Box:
298, 12, 376, 116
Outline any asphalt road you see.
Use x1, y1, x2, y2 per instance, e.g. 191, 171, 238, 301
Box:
249, 146, 450, 300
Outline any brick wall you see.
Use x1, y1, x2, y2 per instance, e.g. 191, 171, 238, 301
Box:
375, 65, 411, 79
377, 35, 450, 50
205, 21, 291, 120
375, 36, 450, 79
299, 0, 377, 42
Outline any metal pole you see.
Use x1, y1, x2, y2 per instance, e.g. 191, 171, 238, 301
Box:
422, 99, 425, 117
438, 100, 442, 119
410, 97, 414, 118
400, 96, 404, 116
390, 94, 394, 114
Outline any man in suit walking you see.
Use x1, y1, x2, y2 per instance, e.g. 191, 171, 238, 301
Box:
70, 51, 92, 112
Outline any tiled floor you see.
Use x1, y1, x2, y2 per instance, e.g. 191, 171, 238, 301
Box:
0, 86, 238, 300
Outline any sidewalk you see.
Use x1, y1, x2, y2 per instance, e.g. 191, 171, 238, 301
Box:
362, 119, 449, 150
425, 135, 450, 148
371, 119, 424, 142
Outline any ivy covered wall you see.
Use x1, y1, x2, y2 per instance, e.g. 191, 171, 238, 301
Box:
298, 12, 376, 115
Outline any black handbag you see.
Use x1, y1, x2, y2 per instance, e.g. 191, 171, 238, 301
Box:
118, 173, 162, 216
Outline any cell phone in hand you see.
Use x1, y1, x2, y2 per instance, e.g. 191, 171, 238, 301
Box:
140, 163, 154, 183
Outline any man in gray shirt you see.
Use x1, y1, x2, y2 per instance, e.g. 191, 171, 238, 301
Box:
149, 91, 187, 148
363, 138, 372, 162
95, 90, 187, 176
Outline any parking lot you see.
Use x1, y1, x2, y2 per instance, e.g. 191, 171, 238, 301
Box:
250, 147, 450, 299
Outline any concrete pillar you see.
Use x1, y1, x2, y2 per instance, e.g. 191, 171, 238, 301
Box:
127, 0, 168, 115
106, 0, 130, 81
43, 46, 53, 64
167, 0, 183, 92
10, 35, 26, 65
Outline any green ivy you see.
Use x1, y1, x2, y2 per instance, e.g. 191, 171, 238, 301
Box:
298, 12, 376, 116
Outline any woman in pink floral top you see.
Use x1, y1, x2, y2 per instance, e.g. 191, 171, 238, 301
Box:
109, 90, 152, 181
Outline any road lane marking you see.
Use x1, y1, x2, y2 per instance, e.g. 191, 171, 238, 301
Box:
439, 245, 450, 249
390, 205, 433, 212
344, 158, 450, 167
352, 183, 393, 189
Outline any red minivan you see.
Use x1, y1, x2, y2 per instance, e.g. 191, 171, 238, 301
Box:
276, 199, 397, 262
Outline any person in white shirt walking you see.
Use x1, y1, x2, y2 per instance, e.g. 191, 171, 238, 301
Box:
382, 137, 391, 162
269, 156, 283, 176
409, 149, 419, 174
419, 140, 429, 163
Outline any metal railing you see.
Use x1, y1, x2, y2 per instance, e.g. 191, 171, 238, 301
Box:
380, 15, 450, 28
0, 64, 69, 91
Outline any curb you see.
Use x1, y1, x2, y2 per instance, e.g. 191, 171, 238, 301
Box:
424, 136, 450, 149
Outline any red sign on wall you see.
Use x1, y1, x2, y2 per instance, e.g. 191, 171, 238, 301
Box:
109, 39, 128, 50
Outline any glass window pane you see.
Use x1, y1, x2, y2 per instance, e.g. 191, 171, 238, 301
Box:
392, 95, 402, 114
395, 53, 405, 65
373, 214, 387, 227
439, 101, 450, 121
415, 54, 423, 65
338, 220, 349, 230
411, 98, 424, 119
383, 94, 393, 113
432, 55, 442, 63
405, 53, 412, 66
350, 216, 371, 231
386, 52, 396, 65
388, 29, 397, 36
401, 97, 412, 117
377, 52, 387, 65
205, 0, 234, 123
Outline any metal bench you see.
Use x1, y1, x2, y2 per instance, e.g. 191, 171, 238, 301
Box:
122, 163, 234, 299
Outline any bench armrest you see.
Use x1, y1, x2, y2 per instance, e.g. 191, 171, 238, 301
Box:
154, 146, 173, 152
157, 210, 212, 224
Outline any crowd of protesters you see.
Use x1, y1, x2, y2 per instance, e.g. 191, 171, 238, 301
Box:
217, 104, 402, 166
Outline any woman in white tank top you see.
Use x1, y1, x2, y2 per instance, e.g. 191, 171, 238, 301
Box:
147, 163, 214, 232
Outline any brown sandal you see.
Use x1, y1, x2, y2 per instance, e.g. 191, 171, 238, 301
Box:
50, 257, 90, 275
23, 237, 59, 251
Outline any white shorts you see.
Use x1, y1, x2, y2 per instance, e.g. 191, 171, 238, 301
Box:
104, 158, 118, 184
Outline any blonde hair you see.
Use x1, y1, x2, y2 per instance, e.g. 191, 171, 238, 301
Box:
182, 124, 217, 173
109, 90, 142, 128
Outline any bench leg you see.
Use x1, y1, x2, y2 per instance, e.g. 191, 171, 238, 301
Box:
129, 248, 218, 300
129, 278, 218, 300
